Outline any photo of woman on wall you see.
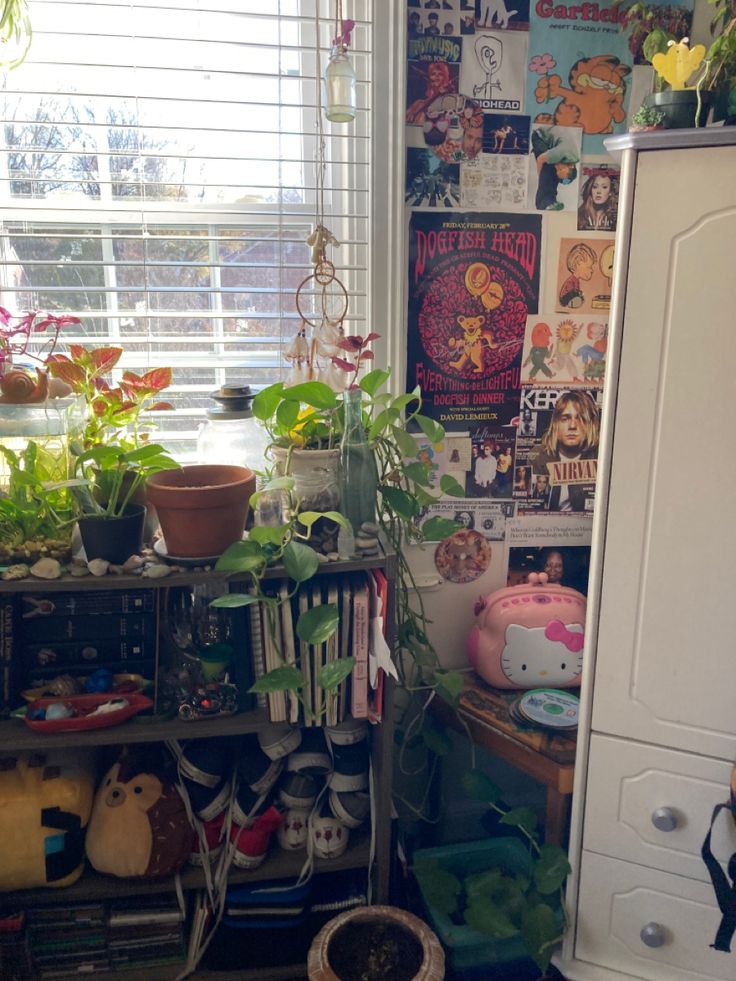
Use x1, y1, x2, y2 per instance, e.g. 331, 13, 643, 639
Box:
577, 167, 619, 232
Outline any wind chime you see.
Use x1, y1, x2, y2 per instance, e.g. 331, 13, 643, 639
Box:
284, 2, 356, 392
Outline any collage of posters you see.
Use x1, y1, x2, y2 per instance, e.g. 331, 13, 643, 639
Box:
401, 0, 686, 591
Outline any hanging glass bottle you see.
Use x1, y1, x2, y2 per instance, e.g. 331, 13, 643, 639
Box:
324, 45, 356, 123
339, 387, 377, 535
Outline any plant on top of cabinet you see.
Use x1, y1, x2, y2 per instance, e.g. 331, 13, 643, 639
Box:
621, 0, 736, 127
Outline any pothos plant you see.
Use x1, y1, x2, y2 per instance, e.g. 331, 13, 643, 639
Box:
210, 366, 467, 727
414, 770, 571, 978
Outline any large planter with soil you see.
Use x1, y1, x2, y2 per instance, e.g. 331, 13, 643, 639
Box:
77, 504, 146, 565
307, 905, 445, 981
145, 464, 255, 559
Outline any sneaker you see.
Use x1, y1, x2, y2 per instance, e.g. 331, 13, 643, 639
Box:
230, 805, 283, 869
326, 716, 369, 747
311, 800, 349, 860
258, 723, 302, 760
183, 777, 231, 822
277, 807, 310, 851
236, 734, 284, 796
178, 737, 232, 788
189, 812, 226, 866
277, 772, 318, 810
329, 789, 371, 830
287, 728, 331, 777
326, 740, 369, 792
231, 781, 263, 828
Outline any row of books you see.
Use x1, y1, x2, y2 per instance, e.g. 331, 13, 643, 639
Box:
1, 589, 157, 711
249, 569, 388, 726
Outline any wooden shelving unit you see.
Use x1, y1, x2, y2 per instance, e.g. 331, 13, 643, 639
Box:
0, 547, 397, 979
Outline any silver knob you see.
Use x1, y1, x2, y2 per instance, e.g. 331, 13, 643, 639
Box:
651, 807, 678, 832
640, 922, 666, 948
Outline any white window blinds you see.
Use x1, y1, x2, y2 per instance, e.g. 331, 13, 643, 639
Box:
0, 0, 373, 455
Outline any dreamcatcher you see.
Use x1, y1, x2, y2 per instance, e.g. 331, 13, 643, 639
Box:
283, 3, 355, 392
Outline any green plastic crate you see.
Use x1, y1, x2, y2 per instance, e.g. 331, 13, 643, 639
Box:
412, 837, 533, 971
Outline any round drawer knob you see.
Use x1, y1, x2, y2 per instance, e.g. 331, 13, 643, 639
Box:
651, 807, 678, 832
640, 922, 666, 948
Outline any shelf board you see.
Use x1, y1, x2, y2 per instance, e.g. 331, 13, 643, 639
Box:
0, 707, 273, 751
74, 961, 307, 980
0, 826, 371, 906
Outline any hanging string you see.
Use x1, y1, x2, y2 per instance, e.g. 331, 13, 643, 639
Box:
314, 1, 326, 229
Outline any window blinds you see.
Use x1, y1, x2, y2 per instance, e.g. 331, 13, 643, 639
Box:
0, 0, 373, 454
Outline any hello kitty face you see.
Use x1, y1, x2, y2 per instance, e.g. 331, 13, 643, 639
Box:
501, 621, 584, 687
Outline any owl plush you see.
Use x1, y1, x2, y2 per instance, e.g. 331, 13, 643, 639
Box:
85, 754, 193, 878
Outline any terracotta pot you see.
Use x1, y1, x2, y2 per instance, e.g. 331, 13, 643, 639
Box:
145, 464, 255, 558
307, 905, 445, 981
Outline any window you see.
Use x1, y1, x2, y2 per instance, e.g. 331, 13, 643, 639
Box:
0, 0, 373, 455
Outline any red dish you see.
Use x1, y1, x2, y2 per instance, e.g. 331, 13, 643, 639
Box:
24, 692, 154, 733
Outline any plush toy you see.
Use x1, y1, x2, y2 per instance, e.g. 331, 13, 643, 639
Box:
85, 753, 192, 878
468, 573, 586, 690
0, 749, 97, 891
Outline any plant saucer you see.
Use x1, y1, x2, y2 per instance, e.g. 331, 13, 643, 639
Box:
152, 537, 220, 567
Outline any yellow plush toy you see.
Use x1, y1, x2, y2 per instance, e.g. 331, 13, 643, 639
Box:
652, 38, 706, 90
0, 749, 97, 891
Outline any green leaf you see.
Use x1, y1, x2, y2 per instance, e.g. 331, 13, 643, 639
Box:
500, 807, 539, 837
465, 897, 520, 940
440, 473, 466, 498
520, 903, 562, 973
215, 539, 267, 574
296, 603, 340, 645
298, 509, 349, 531
434, 669, 464, 707
462, 769, 503, 804
414, 414, 444, 444
263, 476, 295, 492
533, 845, 571, 896
388, 393, 419, 412
391, 425, 420, 459
248, 524, 290, 547
421, 516, 462, 541
316, 657, 355, 691
282, 540, 320, 582
380, 485, 419, 520
413, 862, 461, 916
413, 486, 437, 509
360, 368, 391, 397
368, 408, 391, 441
252, 383, 285, 422
421, 720, 452, 757
250, 666, 304, 693
284, 381, 338, 409
276, 399, 300, 432
402, 461, 432, 487
210, 593, 262, 608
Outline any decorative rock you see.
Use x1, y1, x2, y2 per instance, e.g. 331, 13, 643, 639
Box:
316, 553, 330, 564
359, 522, 379, 536
2, 563, 30, 581
70, 564, 91, 577
142, 563, 173, 579
355, 535, 379, 551
71, 556, 88, 568
88, 559, 110, 577
122, 554, 144, 572
108, 565, 125, 575
327, 552, 340, 562
30, 557, 62, 580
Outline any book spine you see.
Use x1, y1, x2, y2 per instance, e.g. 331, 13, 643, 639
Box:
247, 587, 267, 711
22, 613, 156, 642
0, 594, 19, 714
351, 577, 370, 720
20, 590, 155, 618
22, 639, 152, 669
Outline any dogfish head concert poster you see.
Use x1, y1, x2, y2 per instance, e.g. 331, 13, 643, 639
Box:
407, 211, 542, 433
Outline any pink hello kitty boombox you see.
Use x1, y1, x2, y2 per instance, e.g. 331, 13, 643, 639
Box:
467, 573, 586, 690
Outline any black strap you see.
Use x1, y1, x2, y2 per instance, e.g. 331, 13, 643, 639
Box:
701, 801, 736, 953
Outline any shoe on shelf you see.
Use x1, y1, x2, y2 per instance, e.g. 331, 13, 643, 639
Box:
311, 797, 349, 860
230, 804, 284, 869
236, 733, 284, 796
287, 727, 332, 777
182, 777, 231, 822
328, 789, 371, 830
277, 771, 319, 810
178, 736, 232, 788
257, 723, 302, 760
189, 812, 226, 866
277, 807, 311, 851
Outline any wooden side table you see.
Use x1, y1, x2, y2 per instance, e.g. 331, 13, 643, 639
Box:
432, 673, 576, 845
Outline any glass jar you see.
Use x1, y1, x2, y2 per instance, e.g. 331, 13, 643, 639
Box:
196, 385, 269, 480
324, 46, 357, 123
339, 387, 377, 535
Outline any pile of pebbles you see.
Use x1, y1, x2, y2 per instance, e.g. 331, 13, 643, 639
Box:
0, 545, 212, 582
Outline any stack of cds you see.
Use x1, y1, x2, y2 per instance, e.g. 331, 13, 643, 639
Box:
508, 689, 579, 731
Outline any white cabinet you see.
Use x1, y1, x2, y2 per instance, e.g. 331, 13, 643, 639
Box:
559, 130, 736, 981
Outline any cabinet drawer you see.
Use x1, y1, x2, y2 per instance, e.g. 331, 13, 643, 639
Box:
576, 851, 732, 981
584, 734, 736, 882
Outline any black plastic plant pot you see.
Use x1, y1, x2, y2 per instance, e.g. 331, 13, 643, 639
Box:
644, 90, 713, 129
78, 504, 146, 564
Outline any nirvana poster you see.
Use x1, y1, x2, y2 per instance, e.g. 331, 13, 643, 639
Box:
407, 211, 541, 434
